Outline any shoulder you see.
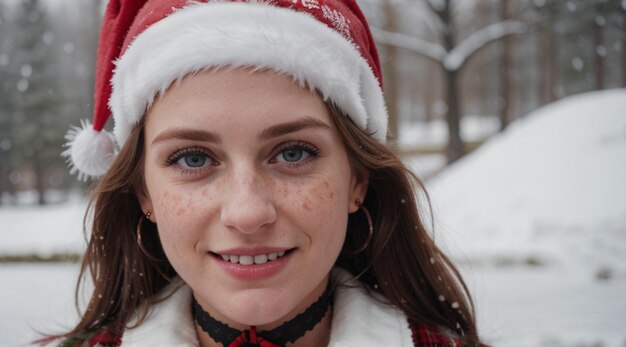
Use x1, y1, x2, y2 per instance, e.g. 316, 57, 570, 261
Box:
409, 322, 487, 347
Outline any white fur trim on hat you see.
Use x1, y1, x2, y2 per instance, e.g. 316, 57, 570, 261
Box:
110, 2, 388, 148
62, 120, 116, 181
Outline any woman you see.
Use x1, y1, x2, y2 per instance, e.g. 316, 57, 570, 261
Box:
53, 0, 484, 346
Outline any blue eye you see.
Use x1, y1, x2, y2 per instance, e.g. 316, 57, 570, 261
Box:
273, 142, 319, 166
166, 148, 214, 171
180, 153, 208, 168
280, 147, 306, 162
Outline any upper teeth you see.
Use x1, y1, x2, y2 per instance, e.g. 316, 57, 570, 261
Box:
220, 250, 286, 265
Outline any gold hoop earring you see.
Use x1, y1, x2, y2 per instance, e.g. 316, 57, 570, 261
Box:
136, 212, 160, 261
346, 199, 373, 255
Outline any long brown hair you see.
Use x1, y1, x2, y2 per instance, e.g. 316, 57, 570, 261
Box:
63, 117, 176, 337
61, 102, 479, 341
329, 103, 478, 340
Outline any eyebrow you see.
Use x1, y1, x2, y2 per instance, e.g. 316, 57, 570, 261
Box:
152, 128, 221, 145
258, 117, 331, 140
152, 117, 332, 145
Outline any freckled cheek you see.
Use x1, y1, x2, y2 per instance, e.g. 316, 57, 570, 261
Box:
153, 187, 219, 249
293, 183, 348, 238
311, 181, 345, 210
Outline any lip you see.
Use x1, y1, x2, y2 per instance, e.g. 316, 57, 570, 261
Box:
211, 247, 295, 281
214, 247, 290, 256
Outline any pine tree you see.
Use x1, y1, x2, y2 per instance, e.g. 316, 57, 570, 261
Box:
0, 2, 17, 204
10, 0, 63, 205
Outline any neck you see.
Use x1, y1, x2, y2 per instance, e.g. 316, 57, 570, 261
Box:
195, 306, 332, 347
194, 283, 333, 347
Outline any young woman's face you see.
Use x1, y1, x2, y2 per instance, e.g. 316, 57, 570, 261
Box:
139, 68, 368, 329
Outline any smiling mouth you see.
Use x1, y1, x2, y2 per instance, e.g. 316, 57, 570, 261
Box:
211, 249, 294, 265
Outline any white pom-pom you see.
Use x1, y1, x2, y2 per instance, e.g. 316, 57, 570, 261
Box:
62, 120, 117, 181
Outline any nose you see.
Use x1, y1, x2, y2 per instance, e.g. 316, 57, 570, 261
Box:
220, 168, 277, 234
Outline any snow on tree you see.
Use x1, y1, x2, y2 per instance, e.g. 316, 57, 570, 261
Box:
372, 0, 527, 163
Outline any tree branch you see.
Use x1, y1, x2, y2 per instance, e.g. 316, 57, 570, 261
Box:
371, 27, 446, 65
421, 0, 446, 35
444, 20, 528, 71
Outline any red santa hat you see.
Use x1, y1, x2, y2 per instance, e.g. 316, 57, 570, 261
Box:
63, 0, 388, 181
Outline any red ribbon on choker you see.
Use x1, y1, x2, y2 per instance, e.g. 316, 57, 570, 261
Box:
228, 326, 282, 347
193, 284, 332, 347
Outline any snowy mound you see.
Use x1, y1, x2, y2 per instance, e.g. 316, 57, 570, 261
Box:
429, 90, 626, 274
0, 194, 87, 257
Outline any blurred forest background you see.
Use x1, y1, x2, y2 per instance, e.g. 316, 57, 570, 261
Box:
0, 0, 625, 206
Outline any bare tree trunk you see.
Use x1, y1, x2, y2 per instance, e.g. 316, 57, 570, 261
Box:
499, 0, 513, 131
382, 0, 399, 142
541, 24, 557, 104
0, 4, 8, 205
34, 139, 46, 205
593, 5, 606, 90
618, 4, 626, 87
424, 63, 436, 122
440, 0, 464, 163
445, 68, 463, 163
537, 2, 558, 106
0, 166, 5, 206
622, 3, 626, 88
87, 0, 103, 111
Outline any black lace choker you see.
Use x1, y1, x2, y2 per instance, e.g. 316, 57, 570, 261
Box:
192, 284, 333, 347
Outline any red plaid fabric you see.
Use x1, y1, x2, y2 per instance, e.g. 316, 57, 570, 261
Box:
49, 321, 485, 346
87, 331, 122, 347
410, 322, 486, 347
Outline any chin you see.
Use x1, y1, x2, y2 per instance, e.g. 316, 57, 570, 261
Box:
219, 288, 297, 328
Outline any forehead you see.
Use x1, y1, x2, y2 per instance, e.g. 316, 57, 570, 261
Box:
144, 68, 332, 136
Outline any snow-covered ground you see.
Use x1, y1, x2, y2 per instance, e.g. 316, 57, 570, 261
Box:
427, 89, 626, 346
1, 89, 625, 346
0, 263, 81, 347
0, 193, 87, 257
399, 114, 501, 150
428, 89, 626, 277
3, 263, 623, 347
400, 115, 500, 177
469, 265, 626, 347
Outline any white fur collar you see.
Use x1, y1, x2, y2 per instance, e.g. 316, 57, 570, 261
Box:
122, 269, 413, 346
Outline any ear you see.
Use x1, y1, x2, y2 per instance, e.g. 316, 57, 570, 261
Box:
348, 168, 369, 213
135, 184, 155, 222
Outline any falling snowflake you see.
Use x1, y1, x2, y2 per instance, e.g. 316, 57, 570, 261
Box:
595, 15, 606, 27
566, 1, 576, 12
571, 57, 584, 71
17, 79, 29, 93
0, 53, 8, 66
20, 64, 33, 78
